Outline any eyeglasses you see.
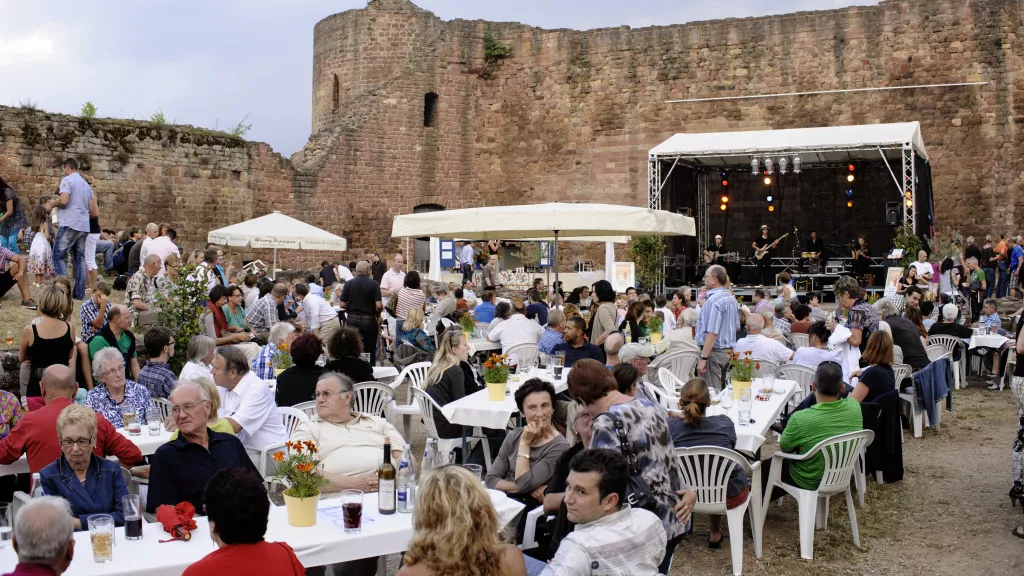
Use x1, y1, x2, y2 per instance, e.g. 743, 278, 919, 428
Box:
60, 437, 93, 448
312, 390, 349, 400
170, 401, 208, 416
99, 365, 125, 378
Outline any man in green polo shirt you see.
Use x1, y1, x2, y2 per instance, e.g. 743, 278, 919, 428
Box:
87, 303, 140, 380
765, 362, 863, 493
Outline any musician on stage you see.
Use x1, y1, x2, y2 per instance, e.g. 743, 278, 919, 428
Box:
752, 225, 779, 286
704, 234, 728, 266
852, 235, 871, 279
805, 230, 825, 262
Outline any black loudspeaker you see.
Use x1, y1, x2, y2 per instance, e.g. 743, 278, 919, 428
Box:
885, 202, 900, 226
677, 207, 692, 217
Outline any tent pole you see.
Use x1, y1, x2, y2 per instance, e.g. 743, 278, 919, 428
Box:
553, 231, 560, 290
272, 248, 277, 280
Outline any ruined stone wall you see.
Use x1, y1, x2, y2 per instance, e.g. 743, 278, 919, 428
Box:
310, 0, 1024, 262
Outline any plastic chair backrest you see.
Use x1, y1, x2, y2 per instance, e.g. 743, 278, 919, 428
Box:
507, 343, 540, 366
411, 387, 443, 440
893, 345, 904, 366
791, 333, 809, 349
665, 350, 700, 382
675, 445, 753, 509
925, 344, 947, 363
776, 364, 816, 402
278, 406, 309, 436
927, 334, 963, 358
657, 367, 685, 395
352, 381, 394, 416
260, 441, 287, 480
394, 361, 432, 403
892, 364, 912, 387
153, 398, 172, 422
292, 400, 317, 419
752, 358, 780, 378
811, 430, 875, 494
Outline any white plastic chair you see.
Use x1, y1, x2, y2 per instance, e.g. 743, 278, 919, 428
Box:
925, 343, 946, 363
258, 441, 287, 491
292, 400, 317, 419
791, 333, 809, 349
411, 387, 491, 470
752, 358, 780, 379
760, 430, 875, 560
927, 335, 965, 389
278, 406, 310, 437
507, 342, 540, 367
520, 507, 551, 551
655, 368, 683, 409
387, 361, 432, 438
152, 398, 172, 422
676, 446, 763, 575
663, 350, 700, 382
352, 381, 394, 417
776, 364, 815, 406
893, 345, 904, 366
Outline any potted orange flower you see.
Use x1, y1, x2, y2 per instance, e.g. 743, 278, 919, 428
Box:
727, 350, 757, 400
482, 353, 510, 401
272, 440, 328, 526
272, 342, 293, 377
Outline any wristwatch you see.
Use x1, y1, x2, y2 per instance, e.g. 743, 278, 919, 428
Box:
700, 356, 708, 361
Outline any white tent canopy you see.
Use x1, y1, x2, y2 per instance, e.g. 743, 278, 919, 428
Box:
208, 211, 347, 275
391, 202, 695, 240
648, 121, 929, 166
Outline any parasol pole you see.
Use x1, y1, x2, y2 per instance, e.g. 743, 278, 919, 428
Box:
553, 230, 560, 289
272, 248, 277, 280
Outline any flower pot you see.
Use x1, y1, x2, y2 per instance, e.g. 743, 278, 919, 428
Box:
274, 368, 285, 377
464, 330, 474, 342
649, 332, 663, 344
283, 490, 320, 527
486, 382, 507, 401
731, 380, 751, 400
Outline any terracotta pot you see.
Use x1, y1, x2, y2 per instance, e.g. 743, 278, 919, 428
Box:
283, 490, 320, 527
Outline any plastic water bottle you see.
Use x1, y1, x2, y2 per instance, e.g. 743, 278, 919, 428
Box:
30, 473, 44, 498
421, 439, 437, 480
397, 444, 416, 513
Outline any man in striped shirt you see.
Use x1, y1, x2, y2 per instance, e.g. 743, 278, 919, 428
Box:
696, 265, 740, 391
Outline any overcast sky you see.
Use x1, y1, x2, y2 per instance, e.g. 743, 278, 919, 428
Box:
1, 0, 878, 156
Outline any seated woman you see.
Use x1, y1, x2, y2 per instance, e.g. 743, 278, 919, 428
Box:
667, 377, 750, 549
792, 321, 839, 369
904, 306, 930, 348
850, 331, 896, 403
400, 307, 437, 354
39, 404, 129, 529
324, 327, 374, 384
221, 284, 251, 333
85, 347, 150, 429
538, 403, 593, 561
275, 332, 327, 407
179, 335, 216, 382
617, 300, 650, 343
399, 465, 527, 576
424, 330, 483, 440
182, 468, 304, 576
202, 285, 257, 347
484, 378, 569, 541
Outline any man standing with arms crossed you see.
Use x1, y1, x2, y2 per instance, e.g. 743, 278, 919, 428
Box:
696, 265, 740, 391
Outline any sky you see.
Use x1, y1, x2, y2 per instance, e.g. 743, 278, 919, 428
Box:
0, 0, 879, 157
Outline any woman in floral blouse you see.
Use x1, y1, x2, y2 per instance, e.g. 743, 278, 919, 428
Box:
0, 390, 24, 439
84, 347, 150, 428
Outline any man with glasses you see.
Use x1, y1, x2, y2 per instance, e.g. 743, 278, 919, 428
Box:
212, 346, 287, 453
0, 365, 142, 473
696, 265, 740, 391
147, 380, 259, 514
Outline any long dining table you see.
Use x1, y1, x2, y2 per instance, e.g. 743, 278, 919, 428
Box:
0, 428, 175, 477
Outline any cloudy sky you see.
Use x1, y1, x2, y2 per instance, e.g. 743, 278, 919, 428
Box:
1, 0, 878, 156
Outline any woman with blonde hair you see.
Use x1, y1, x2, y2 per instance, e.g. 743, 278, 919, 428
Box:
424, 329, 480, 440
20, 284, 75, 409
398, 465, 526, 576
400, 306, 436, 354
668, 377, 749, 549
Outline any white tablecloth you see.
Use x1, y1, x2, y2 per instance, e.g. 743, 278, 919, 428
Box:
372, 366, 399, 381
705, 379, 798, 454
0, 428, 174, 477
968, 334, 1009, 350
469, 339, 502, 353
441, 368, 569, 430
0, 491, 522, 575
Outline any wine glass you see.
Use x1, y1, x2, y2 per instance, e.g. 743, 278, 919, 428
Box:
3, 330, 13, 348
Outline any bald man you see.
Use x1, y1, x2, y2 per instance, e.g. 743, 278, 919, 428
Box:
0, 365, 142, 472
603, 332, 626, 366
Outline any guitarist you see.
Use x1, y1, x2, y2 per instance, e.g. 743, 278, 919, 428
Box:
704, 234, 728, 266
751, 225, 779, 286
852, 235, 871, 279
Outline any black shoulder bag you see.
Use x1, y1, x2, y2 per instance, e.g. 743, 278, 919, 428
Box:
608, 412, 658, 513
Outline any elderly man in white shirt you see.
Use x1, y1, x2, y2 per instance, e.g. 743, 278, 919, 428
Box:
146, 230, 181, 272
732, 313, 794, 364
211, 345, 287, 453
138, 222, 159, 262
294, 282, 341, 346
486, 299, 544, 363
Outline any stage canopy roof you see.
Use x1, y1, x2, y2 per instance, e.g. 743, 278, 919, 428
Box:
648, 121, 929, 167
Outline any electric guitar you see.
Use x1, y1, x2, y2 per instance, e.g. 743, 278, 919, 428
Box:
754, 233, 789, 260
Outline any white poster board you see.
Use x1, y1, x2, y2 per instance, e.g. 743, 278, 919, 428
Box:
884, 267, 903, 297
612, 262, 635, 293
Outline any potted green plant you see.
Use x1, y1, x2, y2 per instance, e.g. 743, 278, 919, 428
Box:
482, 353, 510, 401
727, 350, 758, 399
273, 440, 329, 527
271, 341, 294, 376
647, 315, 664, 343
460, 312, 476, 341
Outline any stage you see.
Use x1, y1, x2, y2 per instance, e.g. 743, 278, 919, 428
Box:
648, 122, 934, 290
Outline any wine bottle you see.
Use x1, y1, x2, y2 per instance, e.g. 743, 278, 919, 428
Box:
378, 437, 396, 515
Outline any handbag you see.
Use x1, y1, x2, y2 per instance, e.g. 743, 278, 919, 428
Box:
607, 413, 658, 513
384, 289, 399, 317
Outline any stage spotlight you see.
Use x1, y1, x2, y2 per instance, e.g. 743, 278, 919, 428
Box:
905, 199, 913, 207
764, 176, 772, 185
720, 204, 727, 211
848, 164, 855, 172
847, 174, 855, 183
847, 201, 854, 208
779, 156, 788, 174
721, 195, 729, 203
765, 158, 774, 175
768, 205, 776, 212
766, 195, 773, 202
722, 179, 729, 187
792, 156, 801, 173
845, 189, 854, 197
751, 158, 759, 175
721, 172, 728, 179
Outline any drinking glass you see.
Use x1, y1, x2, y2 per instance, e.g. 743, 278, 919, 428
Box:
341, 490, 364, 534
738, 387, 752, 426
122, 408, 141, 436
147, 406, 162, 436
638, 336, 648, 345
0, 504, 11, 549
88, 514, 114, 562
463, 464, 484, 481
122, 495, 143, 540
555, 351, 566, 367
3, 330, 13, 347
761, 374, 775, 395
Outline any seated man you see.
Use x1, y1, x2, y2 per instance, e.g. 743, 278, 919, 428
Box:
0, 245, 36, 310
526, 288, 548, 326
790, 304, 813, 334
551, 317, 604, 368
246, 283, 287, 337
290, 373, 401, 576
487, 299, 544, 363
876, 298, 930, 371
475, 290, 497, 324
251, 322, 297, 379
0, 365, 142, 473
733, 314, 794, 363
125, 254, 162, 329
137, 326, 178, 399
79, 281, 112, 343
9, 497, 76, 575
806, 292, 827, 323
978, 298, 1009, 336
294, 282, 340, 344
602, 331, 626, 366
147, 380, 260, 513
762, 362, 862, 496
542, 449, 667, 575
87, 304, 140, 380
212, 346, 287, 452
538, 309, 566, 355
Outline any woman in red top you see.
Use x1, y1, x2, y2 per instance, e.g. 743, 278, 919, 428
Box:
183, 468, 304, 576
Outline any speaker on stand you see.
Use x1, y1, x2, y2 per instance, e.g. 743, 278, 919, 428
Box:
885, 202, 900, 226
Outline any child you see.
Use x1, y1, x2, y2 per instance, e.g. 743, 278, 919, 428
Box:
27, 204, 54, 285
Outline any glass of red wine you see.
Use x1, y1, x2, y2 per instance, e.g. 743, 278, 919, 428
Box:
341, 489, 363, 533
122, 495, 143, 540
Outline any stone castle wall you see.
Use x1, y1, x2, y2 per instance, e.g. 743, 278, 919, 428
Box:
4, 0, 1023, 273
